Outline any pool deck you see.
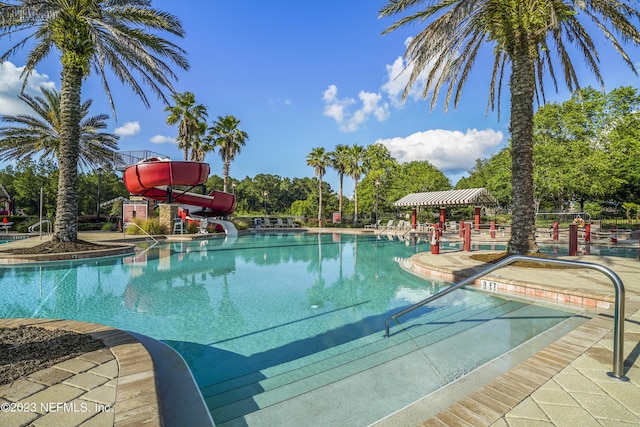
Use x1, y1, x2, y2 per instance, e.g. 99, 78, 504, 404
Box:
0, 230, 639, 426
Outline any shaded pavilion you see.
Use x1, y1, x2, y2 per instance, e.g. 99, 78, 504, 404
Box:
392, 187, 498, 230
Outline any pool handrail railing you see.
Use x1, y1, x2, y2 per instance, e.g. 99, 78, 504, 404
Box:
384, 255, 627, 380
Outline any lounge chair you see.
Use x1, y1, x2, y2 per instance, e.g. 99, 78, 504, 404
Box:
286, 218, 300, 228
197, 218, 208, 234
365, 219, 381, 229
275, 218, 285, 228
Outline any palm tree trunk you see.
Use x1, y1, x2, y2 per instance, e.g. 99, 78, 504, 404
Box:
223, 157, 230, 193
53, 66, 83, 242
353, 178, 359, 223
338, 173, 344, 216
318, 178, 323, 223
508, 53, 538, 254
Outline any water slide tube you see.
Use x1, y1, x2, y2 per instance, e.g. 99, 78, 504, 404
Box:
123, 159, 235, 216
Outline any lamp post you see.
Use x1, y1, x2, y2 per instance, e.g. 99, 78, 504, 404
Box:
375, 179, 380, 228
96, 167, 103, 222
263, 191, 268, 219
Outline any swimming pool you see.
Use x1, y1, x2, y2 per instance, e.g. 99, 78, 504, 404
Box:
0, 233, 584, 426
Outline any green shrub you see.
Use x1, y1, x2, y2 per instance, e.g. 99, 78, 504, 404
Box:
232, 217, 251, 230
125, 217, 167, 235
186, 222, 198, 234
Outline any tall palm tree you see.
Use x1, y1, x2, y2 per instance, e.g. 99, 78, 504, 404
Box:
306, 147, 330, 224
380, 0, 640, 254
0, 1, 188, 243
165, 91, 208, 161
0, 87, 119, 170
205, 115, 249, 192
346, 144, 366, 223
330, 144, 350, 218
188, 121, 209, 162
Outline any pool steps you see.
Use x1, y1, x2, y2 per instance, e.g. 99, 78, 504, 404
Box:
200, 296, 579, 425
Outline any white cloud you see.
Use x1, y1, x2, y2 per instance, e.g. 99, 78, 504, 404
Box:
376, 128, 504, 174
322, 85, 389, 132
149, 135, 176, 144
381, 37, 450, 108
114, 121, 140, 137
0, 61, 56, 115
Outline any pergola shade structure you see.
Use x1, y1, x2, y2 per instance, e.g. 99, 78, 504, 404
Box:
393, 188, 498, 208
393, 188, 499, 232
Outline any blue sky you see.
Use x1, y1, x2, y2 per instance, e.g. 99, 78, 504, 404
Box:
1, 1, 639, 196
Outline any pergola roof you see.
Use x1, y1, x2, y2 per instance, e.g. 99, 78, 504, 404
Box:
393, 188, 498, 208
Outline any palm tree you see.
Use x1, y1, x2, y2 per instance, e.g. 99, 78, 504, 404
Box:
380, 0, 640, 254
346, 144, 366, 223
188, 121, 209, 162
329, 144, 350, 218
205, 115, 249, 192
0, 87, 119, 170
0, 1, 188, 243
306, 147, 330, 224
165, 92, 208, 161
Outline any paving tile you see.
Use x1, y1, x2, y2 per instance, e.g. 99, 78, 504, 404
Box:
31, 398, 98, 427
116, 377, 156, 402
0, 407, 39, 427
489, 418, 509, 427
456, 397, 502, 423
480, 384, 522, 407
0, 379, 46, 401
54, 358, 97, 374
466, 393, 509, 420
21, 383, 85, 415
433, 410, 473, 426
591, 377, 640, 416
115, 390, 159, 414
63, 372, 110, 391
27, 367, 74, 386
89, 359, 118, 378
117, 369, 154, 386
490, 376, 531, 400
553, 368, 608, 395
114, 405, 161, 426
503, 397, 550, 422
540, 403, 601, 427
79, 409, 115, 427
82, 384, 116, 406
531, 380, 578, 406
419, 418, 447, 427
501, 417, 555, 427
78, 348, 114, 365
447, 402, 495, 426
570, 391, 640, 423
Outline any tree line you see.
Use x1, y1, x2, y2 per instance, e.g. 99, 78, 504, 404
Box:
458, 86, 640, 218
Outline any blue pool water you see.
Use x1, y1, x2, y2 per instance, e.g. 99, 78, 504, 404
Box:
0, 233, 585, 426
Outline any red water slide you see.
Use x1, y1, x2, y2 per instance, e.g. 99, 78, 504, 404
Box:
123, 159, 235, 216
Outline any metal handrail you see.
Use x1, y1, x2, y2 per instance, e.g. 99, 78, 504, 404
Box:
384, 255, 627, 380
123, 222, 158, 243
28, 219, 52, 234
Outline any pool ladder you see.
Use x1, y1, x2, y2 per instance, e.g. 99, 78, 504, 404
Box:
384, 255, 628, 380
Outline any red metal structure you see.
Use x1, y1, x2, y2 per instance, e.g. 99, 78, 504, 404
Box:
123, 159, 235, 216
